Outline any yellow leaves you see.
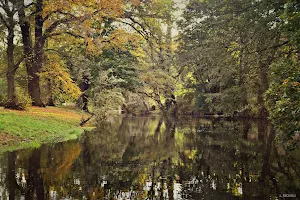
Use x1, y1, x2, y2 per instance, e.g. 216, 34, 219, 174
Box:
130, 46, 146, 59
41, 53, 81, 101
170, 40, 179, 52
282, 79, 289, 86
130, 0, 141, 7
42, 0, 74, 18
85, 36, 104, 55
283, 79, 300, 87
186, 71, 196, 84
128, 34, 146, 58
293, 81, 299, 87
174, 83, 195, 97
84, 29, 141, 57
41, 0, 144, 64
105, 29, 136, 50
130, 46, 148, 70
42, 0, 125, 19
184, 149, 197, 160
43, 0, 127, 43
228, 41, 240, 59
41, 142, 81, 183
0, 64, 6, 76
96, 0, 125, 18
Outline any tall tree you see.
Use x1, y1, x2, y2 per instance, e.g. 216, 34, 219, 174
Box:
265, 0, 300, 142
121, 0, 178, 111
16, 0, 125, 106
0, 0, 23, 109
178, 0, 287, 117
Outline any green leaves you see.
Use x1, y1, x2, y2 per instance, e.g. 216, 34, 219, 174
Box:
177, 0, 292, 118
265, 57, 300, 142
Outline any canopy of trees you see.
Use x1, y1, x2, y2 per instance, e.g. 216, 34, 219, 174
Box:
0, 0, 299, 140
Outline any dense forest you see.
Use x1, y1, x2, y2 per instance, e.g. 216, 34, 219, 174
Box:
0, 0, 299, 140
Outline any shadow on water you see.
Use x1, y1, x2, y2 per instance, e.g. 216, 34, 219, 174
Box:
0, 117, 300, 199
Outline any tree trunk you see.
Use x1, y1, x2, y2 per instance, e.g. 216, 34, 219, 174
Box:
28, 0, 45, 107
153, 88, 164, 111
142, 101, 149, 114
18, 0, 45, 106
155, 98, 164, 111
28, 71, 44, 106
238, 44, 248, 108
77, 75, 90, 112
6, 72, 17, 107
257, 60, 269, 118
7, 152, 17, 200
5, 24, 18, 109
256, 32, 279, 119
259, 124, 276, 192
46, 79, 55, 106
26, 148, 45, 200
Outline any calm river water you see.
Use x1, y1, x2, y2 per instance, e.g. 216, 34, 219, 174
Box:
0, 117, 299, 200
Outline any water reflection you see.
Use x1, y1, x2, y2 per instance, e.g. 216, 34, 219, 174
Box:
0, 117, 299, 199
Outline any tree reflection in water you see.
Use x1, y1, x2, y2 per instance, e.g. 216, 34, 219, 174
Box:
0, 117, 299, 199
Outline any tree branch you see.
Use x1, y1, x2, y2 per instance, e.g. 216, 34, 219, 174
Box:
80, 113, 94, 126
47, 31, 85, 39
43, 17, 77, 39
25, 2, 35, 8
43, 9, 101, 39
0, 13, 9, 28
119, 20, 149, 41
6, 55, 24, 75
42, 10, 78, 23
14, 56, 24, 69
249, 40, 289, 54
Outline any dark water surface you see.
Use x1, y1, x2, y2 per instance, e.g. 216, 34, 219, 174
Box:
0, 117, 299, 200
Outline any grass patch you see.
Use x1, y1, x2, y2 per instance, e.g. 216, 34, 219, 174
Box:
0, 106, 93, 153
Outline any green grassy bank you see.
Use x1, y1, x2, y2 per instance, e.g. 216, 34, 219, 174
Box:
0, 106, 89, 153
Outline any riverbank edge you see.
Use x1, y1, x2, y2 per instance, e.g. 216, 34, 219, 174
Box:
0, 106, 93, 154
